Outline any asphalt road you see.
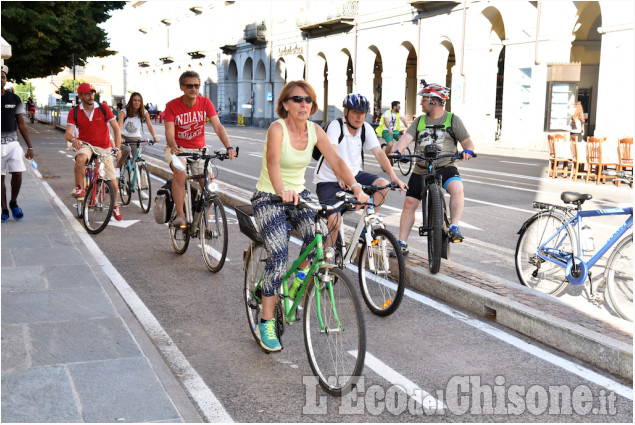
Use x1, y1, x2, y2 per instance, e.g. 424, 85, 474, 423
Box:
25, 121, 633, 422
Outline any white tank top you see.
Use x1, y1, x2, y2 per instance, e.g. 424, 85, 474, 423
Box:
121, 110, 144, 139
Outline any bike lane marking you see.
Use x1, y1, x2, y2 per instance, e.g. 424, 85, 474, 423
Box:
38, 175, 234, 423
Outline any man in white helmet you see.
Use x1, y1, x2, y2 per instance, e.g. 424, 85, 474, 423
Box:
390, 83, 475, 256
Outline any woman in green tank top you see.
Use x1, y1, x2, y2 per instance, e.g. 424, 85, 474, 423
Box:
250, 80, 369, 352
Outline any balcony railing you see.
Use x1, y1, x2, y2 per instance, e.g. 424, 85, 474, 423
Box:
244, 23, 267, 45
297, 1, 358, 34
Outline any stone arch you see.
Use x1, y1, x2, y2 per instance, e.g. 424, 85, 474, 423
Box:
226, 60, 238, 120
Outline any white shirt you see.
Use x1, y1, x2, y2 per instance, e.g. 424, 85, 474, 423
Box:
121, 110, 143, 139
313, 120, 381, 184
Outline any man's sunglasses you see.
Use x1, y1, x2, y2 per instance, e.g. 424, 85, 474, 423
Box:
288, 96, 313, 104
183, 84, 200, 89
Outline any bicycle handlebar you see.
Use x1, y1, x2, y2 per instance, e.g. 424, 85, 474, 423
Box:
270, 194, 362, 213
122, 139, 155, 146
177, 146, 239, 161
388, 150, 477, 162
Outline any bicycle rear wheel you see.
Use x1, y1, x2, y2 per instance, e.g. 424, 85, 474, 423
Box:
358, 227, 406, 316
398, 146, 412, 176
515, 212, 573, 295
201, 196, 228, 272
606, 235, 633, 322
119, 166, 132, 205
83, 180, 115, 234
425, 184, 443, 274
303, 266, 365, 396
244, 243, 268, 343
137, 163, 152, 213
169, 209, 190, 254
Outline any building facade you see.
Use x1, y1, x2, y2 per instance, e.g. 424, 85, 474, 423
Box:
114, 0, 632, 152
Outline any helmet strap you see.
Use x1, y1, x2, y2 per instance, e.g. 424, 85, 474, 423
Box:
344, 110, 360, 131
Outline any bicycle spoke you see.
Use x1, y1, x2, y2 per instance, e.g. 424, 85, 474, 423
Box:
201, 197, 228, 272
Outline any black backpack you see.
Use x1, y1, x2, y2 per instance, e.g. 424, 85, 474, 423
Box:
313, 118, 366, 173
73, 102, 109, 127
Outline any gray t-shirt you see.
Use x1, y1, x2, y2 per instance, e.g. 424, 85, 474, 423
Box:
404, 111, 470, 173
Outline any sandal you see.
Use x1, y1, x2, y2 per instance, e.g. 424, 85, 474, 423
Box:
10, 205, 24, 220
1, 210, 9, 223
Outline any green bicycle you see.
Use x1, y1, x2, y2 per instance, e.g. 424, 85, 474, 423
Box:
235, 194, 366, 396
118, 139, 152, 213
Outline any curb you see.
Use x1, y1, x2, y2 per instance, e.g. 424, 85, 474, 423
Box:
143, 157, 632, 382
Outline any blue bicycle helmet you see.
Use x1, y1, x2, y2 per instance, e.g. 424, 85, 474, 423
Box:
343, 94, 370, 113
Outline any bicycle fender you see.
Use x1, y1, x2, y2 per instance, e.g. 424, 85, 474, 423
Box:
516, 209, 569, 235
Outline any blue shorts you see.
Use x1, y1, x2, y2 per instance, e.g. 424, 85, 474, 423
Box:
316, 171, 381, 216
405, 166, 461, 200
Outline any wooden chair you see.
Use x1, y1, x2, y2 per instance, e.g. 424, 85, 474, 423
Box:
586, 137, 614, 184
547, 134, 569, 178
570, 140, 587, 180
616, 137, 633, 187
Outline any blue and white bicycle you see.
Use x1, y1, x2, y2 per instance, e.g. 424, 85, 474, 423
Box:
515, 171, 633, 321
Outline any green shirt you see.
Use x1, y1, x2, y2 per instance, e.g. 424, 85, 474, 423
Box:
256, 119, 318, 193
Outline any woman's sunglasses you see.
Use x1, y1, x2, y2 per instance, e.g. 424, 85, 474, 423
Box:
288, 96, 313, 104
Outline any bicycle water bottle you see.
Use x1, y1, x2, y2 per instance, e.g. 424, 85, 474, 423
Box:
582, 225, 595, 252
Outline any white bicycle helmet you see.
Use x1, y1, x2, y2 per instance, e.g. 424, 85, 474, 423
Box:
418, 83, 450, 100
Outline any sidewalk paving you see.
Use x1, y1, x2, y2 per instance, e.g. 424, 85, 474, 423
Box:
1, 167, 202, 423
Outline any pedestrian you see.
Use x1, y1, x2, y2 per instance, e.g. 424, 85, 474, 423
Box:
1, 65, 34, 223
569, 101, 585, 142
390, 83, 475, 256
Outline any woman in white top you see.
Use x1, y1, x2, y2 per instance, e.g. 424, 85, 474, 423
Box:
117, 92, 159, 170
569, 101, 585, 142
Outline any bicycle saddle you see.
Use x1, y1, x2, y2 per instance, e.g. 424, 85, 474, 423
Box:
561, 192, 592, 204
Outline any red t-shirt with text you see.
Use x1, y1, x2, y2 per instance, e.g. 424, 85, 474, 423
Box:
67, 103, 115, 149
164, 96, 217, 149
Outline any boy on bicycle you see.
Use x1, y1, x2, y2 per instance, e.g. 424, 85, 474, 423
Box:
391, 83, 475, 255
314, 94, 407, 249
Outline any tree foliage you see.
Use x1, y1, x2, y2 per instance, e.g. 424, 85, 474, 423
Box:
1, 1, 125, 83
12, 81, 35, 102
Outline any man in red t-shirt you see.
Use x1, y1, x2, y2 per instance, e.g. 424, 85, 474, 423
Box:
65, 83, 123, 220
165, 70, 235, 227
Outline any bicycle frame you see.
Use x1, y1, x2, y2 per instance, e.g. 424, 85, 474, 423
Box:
336, 199, 384, 271
122, 141, 145, 191
538, 207, 633, 279
249, 217, 340, 332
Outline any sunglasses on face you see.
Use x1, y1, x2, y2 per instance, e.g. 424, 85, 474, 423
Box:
183, 84, 200, 89
288, 95, 313, 104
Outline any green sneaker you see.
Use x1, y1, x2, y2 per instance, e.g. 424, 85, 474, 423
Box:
289, 267, 309, 299
257, 319, 281, 352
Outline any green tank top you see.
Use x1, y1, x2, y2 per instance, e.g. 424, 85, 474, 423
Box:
256, 119, 318, 194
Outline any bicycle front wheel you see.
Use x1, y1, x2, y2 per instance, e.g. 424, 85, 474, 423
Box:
425, 184, 443, 274
303, 266, 366, 396
201, 196, 228, 272
244, 242, 268, 343
398, 146, 412, 176
75, 197, 84, 218
606, 235, 633, 322
119, 166, 131, 205
137, 163, 152, 213
515, 212, 573, 295
358, 227, 406, 316
83, 180, 115, 234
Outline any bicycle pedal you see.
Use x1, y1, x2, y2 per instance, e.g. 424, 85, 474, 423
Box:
418, 226, 426, 236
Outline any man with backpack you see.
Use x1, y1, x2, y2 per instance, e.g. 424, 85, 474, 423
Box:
65, 83, 123, 221
313, 94, 407, 249
390, 83, 474, 256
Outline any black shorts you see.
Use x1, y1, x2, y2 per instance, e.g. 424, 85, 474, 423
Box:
316, 171, 381, 216
405, 166, 462, 200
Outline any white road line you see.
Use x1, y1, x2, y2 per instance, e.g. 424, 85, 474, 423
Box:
500, 161, 540, 166
215, 164, 259, 181
38, 179, 233, 423
358, 351, 446, 413
197, 243, 230, 262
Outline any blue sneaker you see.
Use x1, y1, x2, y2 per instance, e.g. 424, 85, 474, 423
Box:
448, 225, 464, 243
389, 240, 408, 257
257, 319, 281, 352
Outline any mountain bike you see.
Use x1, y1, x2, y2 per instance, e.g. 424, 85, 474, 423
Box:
74, 143, 116, 234
118, 139, 153, 213
169, 147, 238, 273
322, 183, 406, 316
236, 196, 366, 396
515, 171, 633, 321
389, 146, 476, 274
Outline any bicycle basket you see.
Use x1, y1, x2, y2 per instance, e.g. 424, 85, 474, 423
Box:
234, 204, 263, 243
